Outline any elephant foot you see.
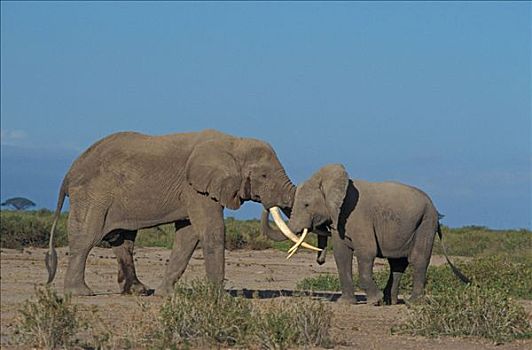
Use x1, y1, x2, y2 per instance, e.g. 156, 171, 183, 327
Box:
366, 290, 384, 306
65, 283, 95, 296
121, 281, 151, 296
337, 295, 357, 304
383, 292, 399, 305
383, 296, 399, 305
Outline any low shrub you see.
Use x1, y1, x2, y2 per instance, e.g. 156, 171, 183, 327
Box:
297, 255, 532, 300
158, 280, 254, 347
225, 217, 273, 251
255, 298, 332, 349
296, 273, 342, 292
3, 209, 529, 260
0, 210, 68, 249
81, 306, 115, 350
15, 286, 81, 349
434, 226, 532, 261
383, 255, 532, 300
457, 255, 531, 299
156, 279, 333, 349
136, 225, 175, 249
137, 217, 274, 250
395, 284, 532, 343
297, 258, 531, 344
254, 301, 299, 349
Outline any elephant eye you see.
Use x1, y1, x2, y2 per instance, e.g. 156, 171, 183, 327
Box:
304, 203, 309, 208
261, 174, 267, 178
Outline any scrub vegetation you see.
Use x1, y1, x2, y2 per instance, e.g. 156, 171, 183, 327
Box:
14, 282, 332, 349
2, 210, 531, 345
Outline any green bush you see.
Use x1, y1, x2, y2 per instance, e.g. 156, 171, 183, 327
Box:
434, 226, 532, 261
136, 225, 175, 249
225, 217, 273, 250
136, 217, 275, 250
296, 273, 342, 292
395, 284, 532, 343
298, 255, 531, 300
388, 255, 532, 300
255, 298, 332, 349
3, 210, 529, 259
158, 280, 254, 347
0, 210, 68, 249
15, 286, 82, 349
156, 279, 332, 349
297, 257, 532, 344
457, 255, 532, 299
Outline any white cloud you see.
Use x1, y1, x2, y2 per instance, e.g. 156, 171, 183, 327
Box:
0, 129, 28, 145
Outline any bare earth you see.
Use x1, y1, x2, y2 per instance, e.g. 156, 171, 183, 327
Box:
1, 247, 530, 349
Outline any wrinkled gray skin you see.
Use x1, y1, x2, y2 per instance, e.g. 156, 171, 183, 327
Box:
46, 129, 295, 296
288, 164, 445, 305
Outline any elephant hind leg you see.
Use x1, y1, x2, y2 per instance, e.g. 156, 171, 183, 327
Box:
383, 257, 408, 305
64, 205, 108, 296
408, 215, 438, 303
109, 230, 149, 295
157, 220, 199, 296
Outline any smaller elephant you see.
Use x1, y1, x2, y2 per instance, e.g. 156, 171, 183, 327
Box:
284, 164, 468, 305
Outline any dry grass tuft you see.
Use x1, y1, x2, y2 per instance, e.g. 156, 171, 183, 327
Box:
395, 284, 532, 343
15, 286, 81, 349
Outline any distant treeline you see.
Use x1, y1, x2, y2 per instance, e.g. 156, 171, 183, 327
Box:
1, 210, 530, 262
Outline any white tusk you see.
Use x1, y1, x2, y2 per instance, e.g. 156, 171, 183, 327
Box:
269, 207, 322, 252
286, 228, 309, 259
288, 228, 309, 254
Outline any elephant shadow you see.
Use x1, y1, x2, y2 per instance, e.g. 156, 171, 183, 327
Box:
90, 288, 403, 304
225, 288, 380, 303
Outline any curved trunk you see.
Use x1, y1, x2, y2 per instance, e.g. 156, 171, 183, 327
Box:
279, 175, 296, 216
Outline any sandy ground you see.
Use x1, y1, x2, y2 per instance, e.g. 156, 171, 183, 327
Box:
1, 246, 530, 349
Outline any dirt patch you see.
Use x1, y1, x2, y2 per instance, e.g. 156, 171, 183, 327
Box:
1, 247, 530, 349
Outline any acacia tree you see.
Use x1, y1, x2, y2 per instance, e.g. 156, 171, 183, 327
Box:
1, 197, 36, 211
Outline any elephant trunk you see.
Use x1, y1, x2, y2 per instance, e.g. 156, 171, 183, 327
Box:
279, 174, 296, 216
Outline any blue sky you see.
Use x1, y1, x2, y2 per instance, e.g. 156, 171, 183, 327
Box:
1, 2, 530, 229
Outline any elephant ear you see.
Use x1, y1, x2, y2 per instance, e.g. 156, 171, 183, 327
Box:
318, 164, 349, 229
185, 140, 244, 210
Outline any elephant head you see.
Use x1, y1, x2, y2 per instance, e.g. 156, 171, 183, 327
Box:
185, 135, 296, 212
289, 164, 349, 234
259, 164, 349, 257
258, 164, 347, 258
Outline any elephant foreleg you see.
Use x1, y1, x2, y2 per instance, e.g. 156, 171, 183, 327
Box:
357, 255, 383, 305
110, 230, 148, 295
187, 193, 225, 285
383, 257, 408, 305
157, 220, 199, 296
331, 231, 355, 304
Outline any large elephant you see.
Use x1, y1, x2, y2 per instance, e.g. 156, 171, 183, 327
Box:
45, 129, 320, 296
263, 164, 468, 305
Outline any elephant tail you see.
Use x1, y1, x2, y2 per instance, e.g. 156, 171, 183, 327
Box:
437, 223, 470, 284
45, 177, 68, 284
